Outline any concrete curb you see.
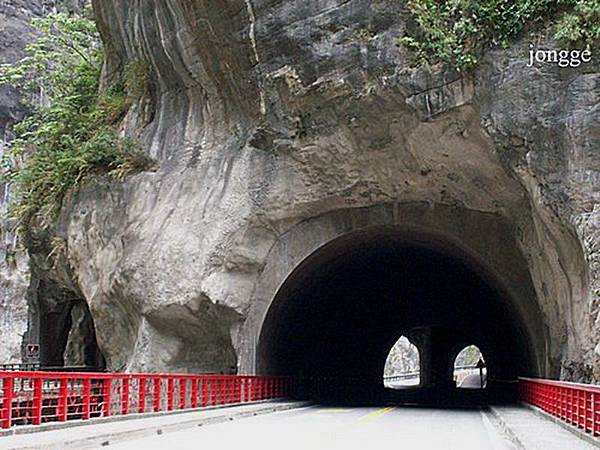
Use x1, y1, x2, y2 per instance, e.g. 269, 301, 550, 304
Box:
487, 407, 526, 450
0, 399, 280, 438
2, 401, 311, 450
519, 402, 600, 448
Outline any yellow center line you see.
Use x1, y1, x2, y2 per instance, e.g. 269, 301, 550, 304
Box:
358, 406, 397, 423
318, 408, 352, 413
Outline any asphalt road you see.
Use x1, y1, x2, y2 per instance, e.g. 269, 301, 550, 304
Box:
98, 405, 516, 450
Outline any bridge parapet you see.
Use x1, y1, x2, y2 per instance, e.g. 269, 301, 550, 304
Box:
519, 377, 600, 438
0, 371, 290, 429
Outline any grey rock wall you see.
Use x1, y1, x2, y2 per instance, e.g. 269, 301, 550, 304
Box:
0, 0, 87, 364
0, 0, 43, 364
12, 0, 599, 380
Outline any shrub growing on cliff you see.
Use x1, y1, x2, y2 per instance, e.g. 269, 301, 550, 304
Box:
400, 0, 599, 69
554, 0, 600, 44
0, 13, 153, 233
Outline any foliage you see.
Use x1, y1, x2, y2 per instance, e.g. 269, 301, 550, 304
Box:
554, 0, 600, 44
123, 58, 151, 101
454, 345, 483, 367
0, 13, 154, 233
400, 0, 599, 69
0, 12, 101, 101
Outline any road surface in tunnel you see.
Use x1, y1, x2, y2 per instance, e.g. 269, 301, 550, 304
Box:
97, 405, 517, 450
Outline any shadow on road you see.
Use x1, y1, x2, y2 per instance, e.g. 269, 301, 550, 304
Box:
294, 382, 519, 409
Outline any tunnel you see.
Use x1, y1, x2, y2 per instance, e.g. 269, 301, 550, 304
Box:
257, 227, 543, 404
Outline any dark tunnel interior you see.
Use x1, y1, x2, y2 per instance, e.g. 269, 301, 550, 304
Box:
257, 229, 540, 405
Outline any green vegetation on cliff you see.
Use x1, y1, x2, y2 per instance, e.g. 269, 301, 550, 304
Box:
401, 0, 599, 69
0, 12, 153, 234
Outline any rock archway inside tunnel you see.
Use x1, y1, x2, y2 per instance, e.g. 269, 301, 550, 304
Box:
247, 204, 549, 402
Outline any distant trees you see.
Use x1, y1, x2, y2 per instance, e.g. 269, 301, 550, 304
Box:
384, 336, 420, 377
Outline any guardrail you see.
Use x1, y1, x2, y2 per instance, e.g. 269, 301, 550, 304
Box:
383, 371, 420, 382
0, 371, 290, 429
519, 377, 600, 437
0, 364, 40, 372
383, 364, 479, 382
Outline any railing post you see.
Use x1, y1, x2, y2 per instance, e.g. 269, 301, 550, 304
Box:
222, 378, 226, 404
217, 379, 223, 405
82, 378, 91, 420
265, 377, 269, 399
167, 378, 174, 411
569, 388, 573, 425
102, 378, 112, 417
179, 378, 186, 410
202, 378, 208, 407
225, 378, 230, 404
2, 376, 14, 429
211, 379, 217, 406
228, 378, 234, 404
32, 378, 43, 425
576, 389, 580, 429
191, 378, 198, 409
584, 390, 589, 433
58, 378, 69, 421
122, 377, 130, 415
593, 392, 597, 436
235, 378, 241, 403
153, 378, 161, 412
138, 377, 146, 414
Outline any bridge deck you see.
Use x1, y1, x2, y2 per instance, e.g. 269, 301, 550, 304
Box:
0, 402, 595, 450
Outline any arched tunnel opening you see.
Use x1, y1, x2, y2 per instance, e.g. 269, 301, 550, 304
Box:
34, 291, 105, 370
257, 228, 542, 406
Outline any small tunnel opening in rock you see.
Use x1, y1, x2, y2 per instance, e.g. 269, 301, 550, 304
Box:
37, 298, 105, 370
257, 228, 543, 405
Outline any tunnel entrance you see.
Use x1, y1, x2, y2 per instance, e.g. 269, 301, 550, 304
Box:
34, 294, 105, 370
257, 227, 542, 404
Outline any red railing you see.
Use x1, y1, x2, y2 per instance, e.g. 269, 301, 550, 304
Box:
519, 377, 600, 436
0, 371, 290, 429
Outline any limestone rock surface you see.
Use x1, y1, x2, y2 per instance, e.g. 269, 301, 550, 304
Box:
16, 0, 599, 380
0, 0, 44, 364
0, 0, 87, 365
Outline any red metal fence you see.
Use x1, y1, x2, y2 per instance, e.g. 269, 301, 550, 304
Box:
519, 377, 600, 437
0, 371, 290, 429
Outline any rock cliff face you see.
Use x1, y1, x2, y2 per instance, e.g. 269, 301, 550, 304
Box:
15, 0, 599, 380
0, 0, 45, 364
0, 0, 87, 365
